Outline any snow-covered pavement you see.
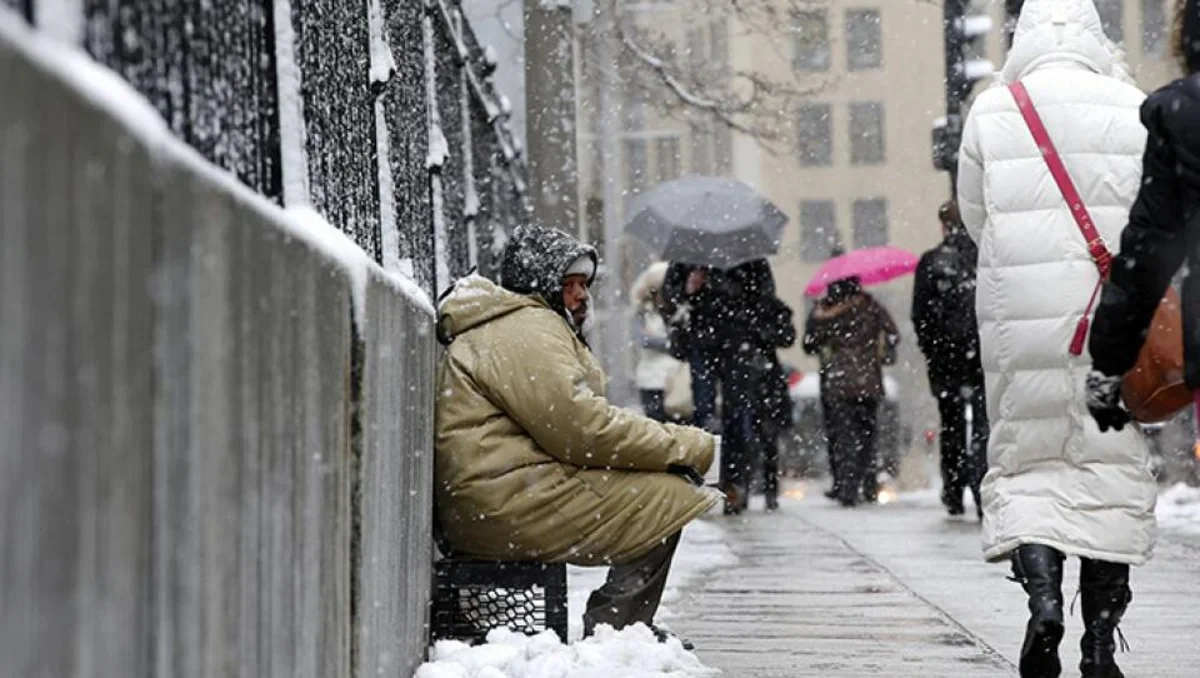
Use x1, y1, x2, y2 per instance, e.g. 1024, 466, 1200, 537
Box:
412, 481, 1200, 677
667, 481, 1200, 677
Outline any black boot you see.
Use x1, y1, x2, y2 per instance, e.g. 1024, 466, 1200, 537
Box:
1012, 545, 1066, 678
1079, 560, 1131, 678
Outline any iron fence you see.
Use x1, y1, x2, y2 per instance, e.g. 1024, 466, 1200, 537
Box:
18, 0, 526, 298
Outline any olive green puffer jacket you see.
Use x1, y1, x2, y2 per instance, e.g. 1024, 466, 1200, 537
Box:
435, 275, 717, 565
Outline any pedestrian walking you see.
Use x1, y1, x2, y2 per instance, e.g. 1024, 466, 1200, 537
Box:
802, 277, 899, 507
662, 259, 793, 514
630, 262, 686, 423
434, 225, 717, 645
742, 265, 796, 512
912, 201, 988, 518
1089, 0, 1200, 422
956, 1, 1157, 676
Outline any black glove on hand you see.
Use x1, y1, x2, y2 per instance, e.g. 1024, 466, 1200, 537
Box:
1086, 370, 1130, 433
667, 464, 705, 487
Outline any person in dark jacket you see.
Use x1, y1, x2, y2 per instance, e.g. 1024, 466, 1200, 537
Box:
912, 201, 989, 518
1085, 3, 1200, 676
803, 277, 900, 507
662, 259, 795, 513
746, 278, 797, 512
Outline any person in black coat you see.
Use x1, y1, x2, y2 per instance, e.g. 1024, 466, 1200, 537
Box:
912, 201, 989, 518
661, 259, 795, 513
1085, 6, 1200, 676
1088, 0, 1200, 431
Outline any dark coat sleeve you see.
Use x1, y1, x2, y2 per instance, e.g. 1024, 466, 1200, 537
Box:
802, 308, 826, 355
911, 251, 938, 358
661, 262, 691, 318
1089, 87, 1190, 377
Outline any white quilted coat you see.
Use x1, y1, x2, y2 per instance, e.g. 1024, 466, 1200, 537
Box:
957, 0, 1157, 565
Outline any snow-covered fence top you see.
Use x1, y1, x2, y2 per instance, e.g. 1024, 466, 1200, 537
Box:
0, 11, 435, 678
7, 0, 526, 298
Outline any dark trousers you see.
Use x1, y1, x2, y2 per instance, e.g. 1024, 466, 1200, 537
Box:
640, 389, 667, 423
688, 348, 718, 431
583, 532, 680, 635
689, 348, 756, 502
936, 384, 989, 511
822, 395, 879, 504
760, 427, 780, 500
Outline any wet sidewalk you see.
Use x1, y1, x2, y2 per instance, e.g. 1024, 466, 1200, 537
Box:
668, 484, 1200, 677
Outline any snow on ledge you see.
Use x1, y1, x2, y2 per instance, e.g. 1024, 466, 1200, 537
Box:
0, 7, 434, 322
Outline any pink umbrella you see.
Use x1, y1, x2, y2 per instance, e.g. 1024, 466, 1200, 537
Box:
804, 246, 920, 297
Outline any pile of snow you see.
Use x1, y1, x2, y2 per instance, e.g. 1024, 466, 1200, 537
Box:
414, 519, 733, 677
414, 625, 719, 678
1157, 483, 1200, 534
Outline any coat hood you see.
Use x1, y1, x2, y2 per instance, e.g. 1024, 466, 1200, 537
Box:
436, 274, 543, 345
1182, 0, 1200, 74
499, 224, 598, 318
1000, 0, 1134, 85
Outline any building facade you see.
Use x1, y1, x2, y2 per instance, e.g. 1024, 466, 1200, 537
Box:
578, 0, 1180, 449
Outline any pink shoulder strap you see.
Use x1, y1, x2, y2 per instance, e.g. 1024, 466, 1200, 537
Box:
1008, 82, 1113, 277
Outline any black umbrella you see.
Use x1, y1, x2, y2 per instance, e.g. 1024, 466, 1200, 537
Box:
625, 176, 788, 268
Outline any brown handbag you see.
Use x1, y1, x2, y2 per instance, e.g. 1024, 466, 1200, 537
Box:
1011, 82, 1189, 423
1120, 288, 1189, 422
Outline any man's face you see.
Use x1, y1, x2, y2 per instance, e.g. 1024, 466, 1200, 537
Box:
562, 274, 590, 327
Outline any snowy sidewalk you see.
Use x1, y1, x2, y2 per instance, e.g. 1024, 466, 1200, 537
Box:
668, 483, 1200, 677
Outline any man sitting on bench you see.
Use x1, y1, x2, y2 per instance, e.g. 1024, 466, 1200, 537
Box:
434, 224, 718, 644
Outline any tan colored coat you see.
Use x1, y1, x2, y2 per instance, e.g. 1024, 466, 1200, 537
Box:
435, 276, 718, 565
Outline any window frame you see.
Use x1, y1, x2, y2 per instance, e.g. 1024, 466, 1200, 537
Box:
849, 100, 886, 166
796, 103, 834, 167
793, 9, 831, 72
845, 8, 883, 71
800, 200, 841, 262
852, 198, 889, 248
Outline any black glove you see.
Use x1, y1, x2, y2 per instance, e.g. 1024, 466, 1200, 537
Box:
1086, 370, 1130, 433
667, 464, 706, 487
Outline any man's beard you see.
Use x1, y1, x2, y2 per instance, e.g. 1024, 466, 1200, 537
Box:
570, 302, 595, 339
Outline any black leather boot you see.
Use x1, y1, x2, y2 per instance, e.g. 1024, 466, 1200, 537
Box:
1079, 559, 1132, 678
1012, 545, 1066, 678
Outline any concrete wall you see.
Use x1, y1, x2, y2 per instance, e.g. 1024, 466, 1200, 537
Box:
0, 19, 435, 678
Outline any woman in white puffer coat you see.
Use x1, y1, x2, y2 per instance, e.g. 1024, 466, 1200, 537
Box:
956, 1, 1157, 676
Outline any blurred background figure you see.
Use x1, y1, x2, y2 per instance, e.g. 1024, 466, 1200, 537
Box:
630, 262, 687, 423
912, 201, 988, 518
662, 259, 794, 514
803, 276, 900, 507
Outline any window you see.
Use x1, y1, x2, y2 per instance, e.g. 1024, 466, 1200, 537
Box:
846, 9, 883, 70
688, 19, 729, 71
710, 19, 730, 71
800, 201, 841, 261
713, 125, 733, 174
623, 93, 646, 132
623, 139, 648, 194
1142, 0, 1167, 56
796, 104, 833, 166
655, 136, 681, 182
687, 26, 706, 71
853, 198, 889, 248
793, 10, 831, 71
1095, 0, 1124, 43
849, 101, 885, 165
692, 128, 712, 175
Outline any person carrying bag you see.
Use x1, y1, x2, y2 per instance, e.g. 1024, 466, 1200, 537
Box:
1009, 81, 1189, 425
